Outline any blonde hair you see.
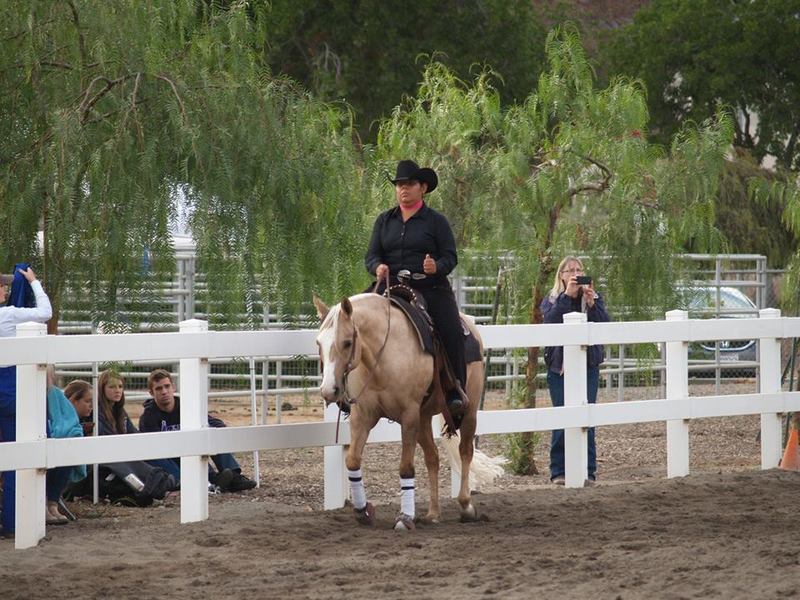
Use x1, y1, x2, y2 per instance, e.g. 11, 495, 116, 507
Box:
548, 255, 584, 301
98, 369, 128, 434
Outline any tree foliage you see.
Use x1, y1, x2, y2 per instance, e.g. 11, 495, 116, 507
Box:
376, 26, 733, 472
1, 0, 370, 331
602, 0, 800, 171
259, 0, 547, 142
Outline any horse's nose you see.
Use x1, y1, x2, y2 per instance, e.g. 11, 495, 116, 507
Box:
321, 384, 340, 404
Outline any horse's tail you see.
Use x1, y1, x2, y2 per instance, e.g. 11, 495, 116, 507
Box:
441, 433, 507, 491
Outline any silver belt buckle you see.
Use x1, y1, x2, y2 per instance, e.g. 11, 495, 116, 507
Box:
397, 269, 411, 282
411, 272, 427, 280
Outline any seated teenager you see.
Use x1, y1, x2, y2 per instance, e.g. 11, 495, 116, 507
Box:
45, 367, 86, 525
64, 369, 178, 505
139, 369, 256, 493
64, 379, 94, 437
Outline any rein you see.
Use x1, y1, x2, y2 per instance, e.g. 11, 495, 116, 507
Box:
342, 269, 392, 404
334, 270, 392, 442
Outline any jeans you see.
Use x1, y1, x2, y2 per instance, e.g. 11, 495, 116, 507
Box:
46, 467, 73, 503
0, 413, 15, 533
548, 366, 599, 480
0, 365, 16, 532
152, 453, 241, 483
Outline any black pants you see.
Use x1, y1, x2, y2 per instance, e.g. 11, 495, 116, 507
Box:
419, 286, 466, 389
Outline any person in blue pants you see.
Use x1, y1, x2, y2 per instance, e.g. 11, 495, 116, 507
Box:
0, 266, 53, 537
541, 255, 610, 485
138, 369, 256, 493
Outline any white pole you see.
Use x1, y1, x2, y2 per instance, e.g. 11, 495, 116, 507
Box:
179, 319, 209, 523
563, 312, 588, 488
249, 357, 260, 487
759, 308, 782, 469
665, 310, 690, 478
323, 403, 347, 509
14, 322, 48, 550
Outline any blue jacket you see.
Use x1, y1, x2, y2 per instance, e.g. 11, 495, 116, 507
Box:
46, 386, 87, 481
541, 291, 610, 373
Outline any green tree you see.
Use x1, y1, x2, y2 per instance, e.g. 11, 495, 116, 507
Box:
260, 0, 546, 142
376, 26, 733, 473
1, 0, 370, 331
602, 0, 800, 171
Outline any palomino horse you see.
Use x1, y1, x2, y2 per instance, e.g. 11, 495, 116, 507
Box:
314, 292, 490, 531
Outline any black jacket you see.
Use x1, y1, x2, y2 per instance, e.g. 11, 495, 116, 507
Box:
541, 291, 611, 372
365, 203, 457, 288
138, 396, 226, 432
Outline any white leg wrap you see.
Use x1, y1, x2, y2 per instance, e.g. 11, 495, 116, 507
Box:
400, 477, 415, 518
348, 468, 367, 510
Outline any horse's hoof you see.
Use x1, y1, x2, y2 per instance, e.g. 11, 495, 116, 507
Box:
394, 513, 416, 531
354, 502, 375, 526
418, 514, 440, 525
459, 503, 479, 523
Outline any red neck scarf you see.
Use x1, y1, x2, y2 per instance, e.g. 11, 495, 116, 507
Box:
400, 200, 423, 214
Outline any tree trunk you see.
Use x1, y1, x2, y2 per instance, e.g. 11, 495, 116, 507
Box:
514, 204, 560, 475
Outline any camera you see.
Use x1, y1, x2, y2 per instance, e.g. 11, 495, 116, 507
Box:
575, 275, 592, 285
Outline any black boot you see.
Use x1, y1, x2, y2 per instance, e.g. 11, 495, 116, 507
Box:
446, 390, 465, 417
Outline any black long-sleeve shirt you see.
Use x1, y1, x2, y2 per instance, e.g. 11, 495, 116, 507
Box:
138, 396, 226, 432
364, 203, 457, 288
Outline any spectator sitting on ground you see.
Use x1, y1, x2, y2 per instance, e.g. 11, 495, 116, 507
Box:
64, 379, 94, 437
139, 368, 257, 493
45, 366, 86, 525
87, 369, 178, 501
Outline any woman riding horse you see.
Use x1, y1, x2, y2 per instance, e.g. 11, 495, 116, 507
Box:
314, 293, 486, 530
364, 160, 467, 416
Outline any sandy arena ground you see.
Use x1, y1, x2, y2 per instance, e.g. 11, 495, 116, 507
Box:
3, 383, 799, 599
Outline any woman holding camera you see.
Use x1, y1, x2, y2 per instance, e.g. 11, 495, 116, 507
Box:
541, 255, 610, 485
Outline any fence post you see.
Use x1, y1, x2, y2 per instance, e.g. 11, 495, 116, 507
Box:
323, 403, 347, 509
14, 322, 48, 549
179, 319, 209, 523
665, 310, 690, 478
758, 308, 782, 469
563, 312, 588, 488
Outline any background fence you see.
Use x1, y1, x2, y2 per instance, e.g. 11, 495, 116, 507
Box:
2, 309, 800, 549
54, 251, 787, 408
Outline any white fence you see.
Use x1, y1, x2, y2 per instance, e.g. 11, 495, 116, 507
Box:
2, 309, 800, 550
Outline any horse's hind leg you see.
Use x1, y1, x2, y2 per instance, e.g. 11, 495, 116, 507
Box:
416, 415, 440, 524
457, 412, 479, 522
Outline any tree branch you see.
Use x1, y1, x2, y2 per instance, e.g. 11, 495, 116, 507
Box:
79, 74, 136, 124
67, 0, 89, 70
566, 151, 613, 197
155, 73, 188, 124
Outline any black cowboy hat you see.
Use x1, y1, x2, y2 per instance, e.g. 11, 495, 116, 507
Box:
388, 159, 438, 193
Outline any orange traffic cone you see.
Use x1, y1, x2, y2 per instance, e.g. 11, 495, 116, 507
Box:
780, 428, 800, 471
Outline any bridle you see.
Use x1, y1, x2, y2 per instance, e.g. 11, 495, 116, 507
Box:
340, 269, 392, 405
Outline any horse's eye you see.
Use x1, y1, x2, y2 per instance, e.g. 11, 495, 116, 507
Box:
342, 340, 352, 349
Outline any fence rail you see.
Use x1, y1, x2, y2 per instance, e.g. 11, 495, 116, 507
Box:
2, 309, 799, 549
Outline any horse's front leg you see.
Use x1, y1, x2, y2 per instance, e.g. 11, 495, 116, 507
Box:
416, 415, 440, 524
346, 417, 376, 526
395, 414, 419, 531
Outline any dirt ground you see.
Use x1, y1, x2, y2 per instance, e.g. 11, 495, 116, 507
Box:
3, 383, 799, 599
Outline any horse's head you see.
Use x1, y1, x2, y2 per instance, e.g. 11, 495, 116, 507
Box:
314, 295, 362, 406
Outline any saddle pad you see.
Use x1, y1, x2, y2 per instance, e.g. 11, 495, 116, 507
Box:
389, 297, 482, 364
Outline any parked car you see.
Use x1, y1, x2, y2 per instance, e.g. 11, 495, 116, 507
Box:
680, 285, 759, 375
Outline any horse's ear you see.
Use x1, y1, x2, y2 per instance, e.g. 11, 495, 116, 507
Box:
341, 297, 353, 317
312, 295, 329, 321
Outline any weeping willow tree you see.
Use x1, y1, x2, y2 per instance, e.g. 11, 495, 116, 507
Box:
1, 0, 370, 332
377, 26, 733, 473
